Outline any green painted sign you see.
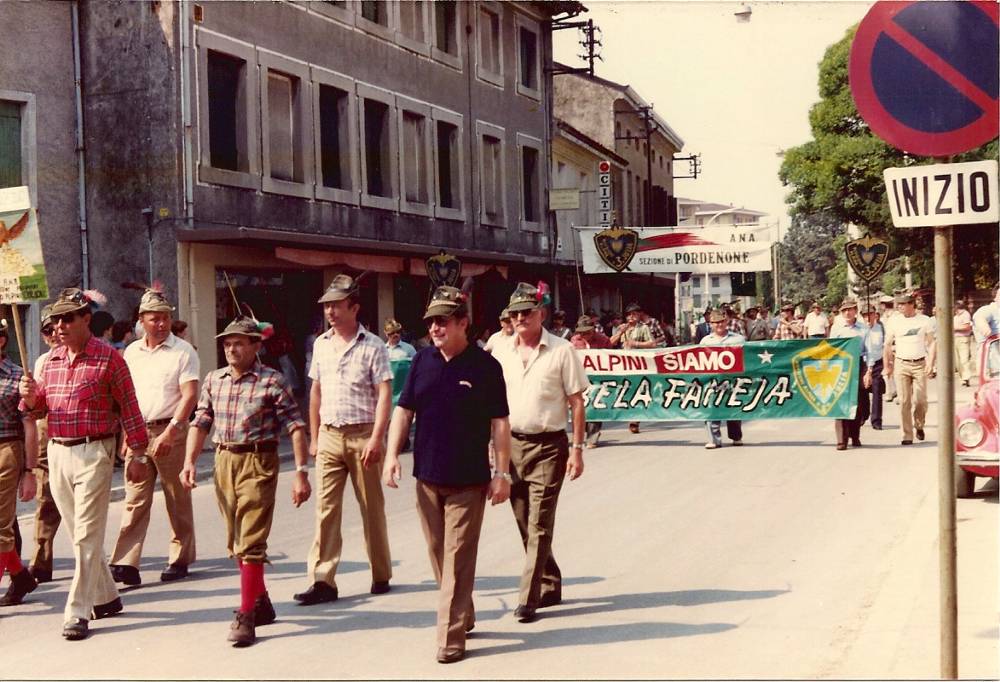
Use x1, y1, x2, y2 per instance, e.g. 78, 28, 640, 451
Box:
580, 338, 861, 421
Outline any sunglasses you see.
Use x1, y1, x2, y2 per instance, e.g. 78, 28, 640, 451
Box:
426, 316, 453, 328
510, 310, 536, 319
41, 326, 55, 336
51, 312, 78, 325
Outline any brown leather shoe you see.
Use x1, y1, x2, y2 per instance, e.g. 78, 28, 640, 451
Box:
370, 580, 390, 595
437, 647, 465, 663
28, 565, 52, 584
836, 443, 847, 451
628, 423, 640, 434
227, 610, 256, 647
0, 568, 37, 606
254, 592, 276, 626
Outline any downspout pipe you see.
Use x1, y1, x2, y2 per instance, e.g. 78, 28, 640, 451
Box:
71, 1, 89, 288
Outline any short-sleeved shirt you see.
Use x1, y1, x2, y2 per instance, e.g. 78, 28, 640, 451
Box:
484, 330, 513, 354
972, 302, 1000, 343
192, 360, 304, 444
386, 340, 416, 362
0, 356, 25, 440
699, 331, 745, 347
953, 309, 972, 337
493, 328, 590, 434
123, 333, 200, 421
398, 344, 509, 487
830, 320, 870, 364
23, 335, 148, 450
804, 311, 829, 336
308, 326, 392, 427
886, 313, 934, 360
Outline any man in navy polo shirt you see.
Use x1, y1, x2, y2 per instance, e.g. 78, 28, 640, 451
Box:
383, 285, 511, 665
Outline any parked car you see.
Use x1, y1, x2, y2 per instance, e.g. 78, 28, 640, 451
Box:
954, 334, 1000, 498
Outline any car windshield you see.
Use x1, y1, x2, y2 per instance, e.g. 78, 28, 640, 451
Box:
987, 339, 1000, 379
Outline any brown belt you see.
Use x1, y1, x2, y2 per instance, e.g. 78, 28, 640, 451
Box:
899, 357, 926, 363
219, 440, 278, 454
146, 418, 172, 427
511, 430, 567, 443
0, 435, 22, 445
50, 433, 117, 447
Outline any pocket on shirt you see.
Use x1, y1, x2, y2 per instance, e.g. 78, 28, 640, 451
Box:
73, 379, 101, 405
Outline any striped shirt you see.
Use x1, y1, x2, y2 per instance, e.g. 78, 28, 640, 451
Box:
21, 335, 148, 450
0, 356, 24, 440
643, 316, 667, 347
192, 360, 304, 444
309, 326, 392, 427
773, 318, 803, 340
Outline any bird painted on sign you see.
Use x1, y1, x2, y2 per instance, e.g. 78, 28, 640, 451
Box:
0, 210, 29, 247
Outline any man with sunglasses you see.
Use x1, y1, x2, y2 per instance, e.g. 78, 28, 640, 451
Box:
19, 288, 149, 641
383, 286, 512, 664
492, 282, 589, 623
295, 274, 394, 606
109, 289, 200, 586
384, 318, 416, 361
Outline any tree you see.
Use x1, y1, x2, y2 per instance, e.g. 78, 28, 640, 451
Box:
778, 211, 845, 309
779, 26, 999, 295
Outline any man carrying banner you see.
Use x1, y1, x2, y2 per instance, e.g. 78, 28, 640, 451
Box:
382, 285, 512, 664
611, 303, 655, 435
829, 299, 870, 450
701, 310, 745, 449
883, 292, 935, 446
773, 302, 802, 340
18, 288, 148, 641
493, 282, 588, 623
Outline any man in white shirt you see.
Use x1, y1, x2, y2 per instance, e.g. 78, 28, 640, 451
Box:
383, 318, 416, 361
972, 283, 1000, 345
493, 282, 589, 624
804, 302, 829, 338
700, 310, 746, 449
953, 302, 974, 386
484, 309, 514, 354
883, 292, 936, 445
110, 289, 200, 585
829, 299, 869, 450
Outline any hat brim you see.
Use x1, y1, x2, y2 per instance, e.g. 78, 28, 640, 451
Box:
576, 324, 595, 332
139, 304, 175, 314
317, 291, 350, 304
895, 297, 914, 304
506, 300, 540, 312
423, 304, 460, 320
840, 303, 858, 311
215, 329, 263, 339
49, 301, 89, 316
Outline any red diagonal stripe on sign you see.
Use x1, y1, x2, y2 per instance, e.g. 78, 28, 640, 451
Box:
884, 13, 996, 114
636, 233, 718, 253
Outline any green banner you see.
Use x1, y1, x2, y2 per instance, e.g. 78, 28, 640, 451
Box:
580, 338, 861, 421
390, 359, 411, 406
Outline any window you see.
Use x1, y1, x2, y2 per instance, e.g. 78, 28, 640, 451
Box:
311, 0, 354, 25
515, 15, 540, 98
431, 0, 461, 68
711, 276, 720, 288
477, 122, 505, 226
267, 73, 295, 181
476, 3, 503, 86
517, 133, 542, 228
615, 121, 621, 138
693, 295, 702, 309
396, 0, 430, 55
398, 98, 432, 216
433, 108, 464, 220
313, 66, 358, 204
260, 52, 313, 197
197, 32, 259, 189
358, 0, 394, 40
0, 101, 22, 188
358, 84, 397, 209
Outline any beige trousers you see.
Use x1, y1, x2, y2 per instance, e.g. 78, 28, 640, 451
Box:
48, 437, 119, 621
954, 335, 974, 382
895, 359, 928, 442
111, 424, 195, 568
0, 439, 24, 553
416, 480, 487, 651
213, 446, 279, 563
307, 423, 391, 588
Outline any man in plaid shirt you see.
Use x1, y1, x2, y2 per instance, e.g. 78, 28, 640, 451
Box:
773, 302, 803, 340
295, 274, 393, 606
0, 320, 38, 611
19, 288, 148, 641
181, 315, 311, 647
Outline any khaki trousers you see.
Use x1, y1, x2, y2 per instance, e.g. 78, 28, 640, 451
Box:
48, 437, 119, 621
895, 359, 928, 441
509, 433, 568, 609
213, 447, 278, 564
111, 424, 195, 568
416, 480, 487, 651
32, 419, 62, 572
954, 335, 973, 382
0, 439, 24, 553
308, 423, 391, 587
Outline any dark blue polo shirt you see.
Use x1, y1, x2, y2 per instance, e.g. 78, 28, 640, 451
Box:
398, 343, 509, 487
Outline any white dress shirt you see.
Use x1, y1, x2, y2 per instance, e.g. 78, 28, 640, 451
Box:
123, 333, 200, 421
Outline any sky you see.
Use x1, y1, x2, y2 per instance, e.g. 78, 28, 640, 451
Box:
553, 0, 874, 236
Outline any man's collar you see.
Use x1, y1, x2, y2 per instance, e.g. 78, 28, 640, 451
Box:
139, 332, 177, 352
223, 359, 262, 379
515, 326, 551, 350
323, 324, 367, 342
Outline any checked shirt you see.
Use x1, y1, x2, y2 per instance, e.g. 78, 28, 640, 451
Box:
0, 356, 24, 440
192, 360, 304, 444
22, 336, 147, 450
309, 326, 392, 427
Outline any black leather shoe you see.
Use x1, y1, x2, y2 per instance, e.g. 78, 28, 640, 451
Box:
370, 581, 390, 595
92, 597, 123, 620
901, 440, 913, 445
916, 428, 925, 441
851, 439, 862, 447
538, 591, 562, 608
28, 565, 52, 584
160, 563, 189, 582
254, 592, 276, 626
62, 618, 89, 640
835, 443, 847, 451
437, 647, 465, 663
514, 605, 537, 623
110, 564, 141, 586
293, 582, 338, 605
0, 568, 38, 606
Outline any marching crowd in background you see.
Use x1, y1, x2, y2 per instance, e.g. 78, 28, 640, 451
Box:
0, 277, 997, 661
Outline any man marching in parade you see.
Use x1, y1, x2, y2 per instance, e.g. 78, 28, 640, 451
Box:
701, 309, 746, 449
181, 315, 311, 647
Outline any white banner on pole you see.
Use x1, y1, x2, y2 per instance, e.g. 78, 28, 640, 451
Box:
576, 225, 774, 274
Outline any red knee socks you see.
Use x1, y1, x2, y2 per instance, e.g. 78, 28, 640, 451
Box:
238, 560, 265, 614
0, 550, 22, 578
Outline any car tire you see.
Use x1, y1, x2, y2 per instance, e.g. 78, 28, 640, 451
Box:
955, 464, 976, 499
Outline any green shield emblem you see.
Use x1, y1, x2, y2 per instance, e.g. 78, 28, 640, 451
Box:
791, 341, 854, 416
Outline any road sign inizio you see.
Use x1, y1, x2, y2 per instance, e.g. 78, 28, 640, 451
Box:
849, 1, 999, 157
884, 160, 999, 228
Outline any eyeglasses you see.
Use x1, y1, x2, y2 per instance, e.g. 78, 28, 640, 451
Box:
51, 312, 78, 325
41, 326, 55, 336
510, 310, 536, 319
426, 316, 451, 328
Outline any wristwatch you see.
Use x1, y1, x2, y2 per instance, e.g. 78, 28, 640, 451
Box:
169, 417, 184, 430
571, 443, 584, 450
135, 455, 150, 465
494, 471, 513, 483
295, 464, 309, 474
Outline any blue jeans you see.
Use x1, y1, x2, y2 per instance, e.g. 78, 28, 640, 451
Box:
705, 420, 742, 446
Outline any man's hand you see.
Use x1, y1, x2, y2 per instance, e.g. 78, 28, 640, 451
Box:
291, 473, 311, 508
361, 435, 384, 469
309, 439, 318, 458
863, 371, 872, 390
180, 462, 198, 489
18, 470, 36, 502
150, 427, 176, 459
488, 476, 510, 505
18, 375, 37, 404
382, 454, 401, 488
567, 448, 584, 480
126, 455, 147, 484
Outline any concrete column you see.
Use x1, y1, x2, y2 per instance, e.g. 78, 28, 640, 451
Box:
377, 272, 394, 334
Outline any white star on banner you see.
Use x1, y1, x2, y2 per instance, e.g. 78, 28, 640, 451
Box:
757, 350, 774, 364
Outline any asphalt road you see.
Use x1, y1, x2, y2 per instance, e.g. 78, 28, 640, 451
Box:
4, 380, 997, 679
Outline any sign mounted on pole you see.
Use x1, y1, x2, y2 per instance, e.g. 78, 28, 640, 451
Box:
425, 251, 462, 287
597, 160, 612, 227
883, 160, 999, 228
844, 235, 890, 282
849, 1, 999, 157
0, 186, 48, 304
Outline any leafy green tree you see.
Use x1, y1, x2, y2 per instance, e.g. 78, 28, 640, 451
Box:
779, 26, 999, 295
777, 211, 845, 309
